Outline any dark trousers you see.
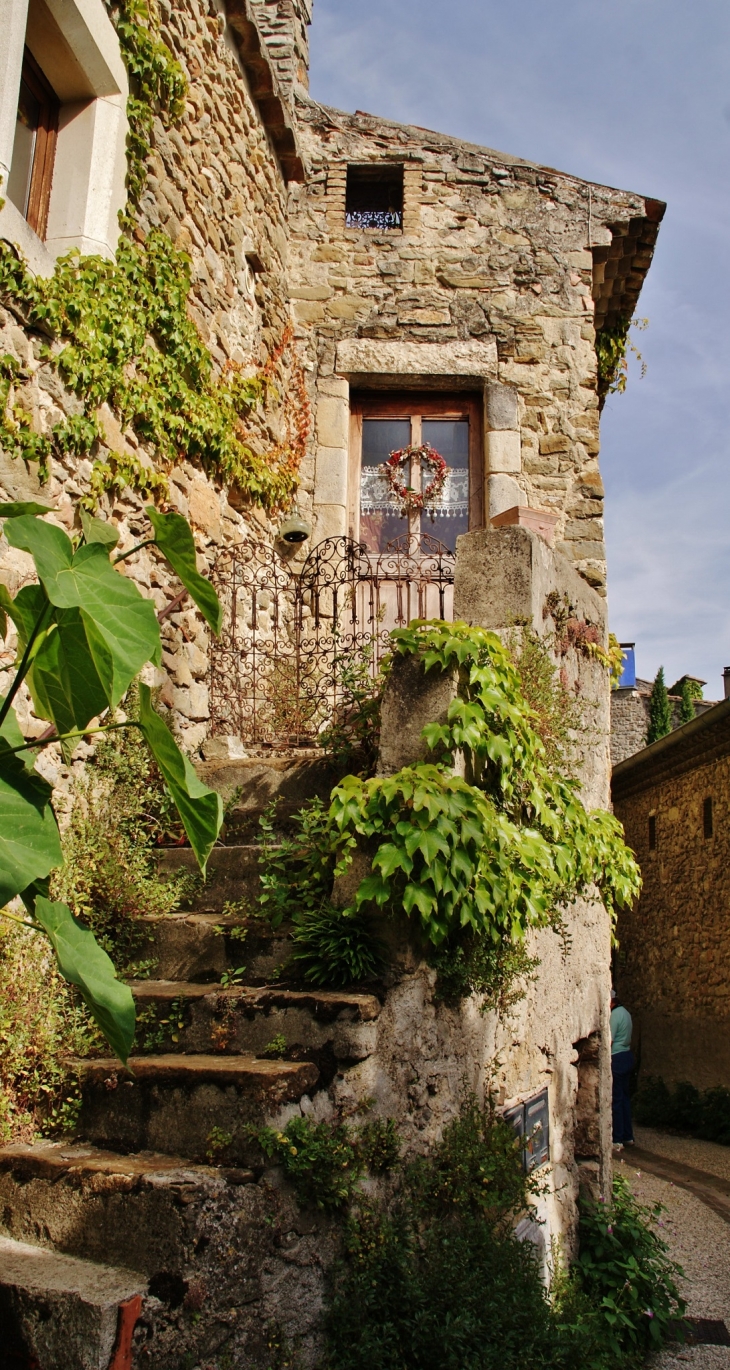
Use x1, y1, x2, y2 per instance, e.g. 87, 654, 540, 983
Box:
612, 1050, 634, 1144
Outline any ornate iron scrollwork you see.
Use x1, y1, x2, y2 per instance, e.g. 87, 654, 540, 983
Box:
209, 534, 455, 747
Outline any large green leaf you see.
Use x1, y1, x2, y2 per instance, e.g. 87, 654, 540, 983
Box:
28, 611, 110, 739
137, 683, 223, 874
33, 896, 135, 1064
2, 583, 50, 656
146, 507, 222, 634
6, 518, 161, 705
80, 510, 119, 548
0, 702, 62, 904
0, 501, 54, 517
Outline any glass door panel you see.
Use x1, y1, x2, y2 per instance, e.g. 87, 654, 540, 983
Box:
421, 419, 469, 553
359, 418, 410, 552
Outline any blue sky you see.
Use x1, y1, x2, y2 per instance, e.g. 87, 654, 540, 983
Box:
308, 0, 730, 697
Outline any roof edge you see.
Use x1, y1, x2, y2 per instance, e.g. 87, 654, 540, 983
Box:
612, 693, 730, 781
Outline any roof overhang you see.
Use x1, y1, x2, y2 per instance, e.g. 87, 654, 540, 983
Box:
224, 0, 305, 183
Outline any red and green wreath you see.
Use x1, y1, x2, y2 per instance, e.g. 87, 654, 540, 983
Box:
379, 442, 449, 517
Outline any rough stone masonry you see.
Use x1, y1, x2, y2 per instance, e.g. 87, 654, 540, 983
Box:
0, 0, 663, 1364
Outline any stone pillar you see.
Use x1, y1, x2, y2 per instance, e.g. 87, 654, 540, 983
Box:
485, 381, 521, 522
312, 375, 349, 543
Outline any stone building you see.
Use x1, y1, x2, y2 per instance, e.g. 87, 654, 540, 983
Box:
613, 697, 730, 1092
611, 672, 718, 767
0, 0, 662, 1364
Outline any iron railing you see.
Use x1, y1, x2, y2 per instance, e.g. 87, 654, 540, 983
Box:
209, 533, 456, 746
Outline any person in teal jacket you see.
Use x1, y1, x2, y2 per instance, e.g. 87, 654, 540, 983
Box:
610, 987, 634, 1149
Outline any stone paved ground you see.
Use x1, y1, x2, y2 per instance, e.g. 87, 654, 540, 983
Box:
616, 1128, 730, 1369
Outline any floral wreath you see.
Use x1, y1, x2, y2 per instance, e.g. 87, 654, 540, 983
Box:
379, 442, 449, 517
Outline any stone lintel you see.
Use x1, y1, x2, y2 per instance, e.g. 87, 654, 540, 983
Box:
335, 338, 498, 385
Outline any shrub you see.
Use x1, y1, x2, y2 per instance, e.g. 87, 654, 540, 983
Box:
289, 905, 385, 988
575, 1176, 685, 1361
253, 1116, 363, 1212
634, 1074, 730, 1145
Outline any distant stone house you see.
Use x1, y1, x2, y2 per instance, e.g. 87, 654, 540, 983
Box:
0, 0, 663, 1359
611, 672, 720, 767
613, 697, 730, 1090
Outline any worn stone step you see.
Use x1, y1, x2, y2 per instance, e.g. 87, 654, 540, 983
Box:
0, 1233, 145, 1370
141, 910, 292, 983
0, 1141, 254, 1277
157, 843, 263, 912
196, 753, 342, 843
130, 980, 380, 1068
71, 1054, 319, 1164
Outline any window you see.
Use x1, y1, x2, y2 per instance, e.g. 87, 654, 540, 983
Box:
351, 394, 483, 554
703, 797, 713, 840
648, 814, 656, 851
6, 48, 59, 240
346, 164, 403, 230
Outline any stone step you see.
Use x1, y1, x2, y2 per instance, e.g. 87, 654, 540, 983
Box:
0, 1140, 253, 1279
0, 1233, 145, 1370
71, 1054, 319, 1164
140, 910, 292, 983
130, 980, 380, 1069
196, 753, 342, 843
157, 843, 263, 912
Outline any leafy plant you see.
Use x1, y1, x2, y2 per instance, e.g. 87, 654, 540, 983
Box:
634, 1075, 730, 1145
253, 1115, 363, 1212
355, 1117, 401, 1173
289, 905, 385, 988
328, 622, 641, 955
255, 797, 335, 929
205, 1125, 234, 1164
505, 623, 585, 774
264, 1033, 287, 1058
596, 316, 648, 400
576, 1176, 685, 1360
679, 677, 697, 725
429, 931, 538, 1015
111, 0, 187, 213
0, 501, 224, 1062
647, 667, 672, 745
319, 636, 389, 775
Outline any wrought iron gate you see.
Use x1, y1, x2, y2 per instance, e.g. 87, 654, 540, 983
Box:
209, 534, 456, 746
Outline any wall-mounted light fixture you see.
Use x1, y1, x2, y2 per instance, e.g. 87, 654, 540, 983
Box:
277, 505, 312, 545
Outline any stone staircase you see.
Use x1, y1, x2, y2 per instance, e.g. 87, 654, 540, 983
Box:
0, 753, 379, 1369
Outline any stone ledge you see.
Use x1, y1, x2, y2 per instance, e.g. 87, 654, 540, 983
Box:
335, 338, 498, 382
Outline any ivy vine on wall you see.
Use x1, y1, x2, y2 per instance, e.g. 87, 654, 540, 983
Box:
0, 0, 309, 513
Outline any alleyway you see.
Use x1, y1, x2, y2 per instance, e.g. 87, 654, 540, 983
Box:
618, 1127, 730, 1368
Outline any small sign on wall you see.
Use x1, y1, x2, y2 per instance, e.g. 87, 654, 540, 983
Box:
503, 1088, 550, 1172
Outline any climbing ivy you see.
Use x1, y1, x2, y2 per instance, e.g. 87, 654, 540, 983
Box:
0, 0, 308, 512
0, 233, 304, 510
329, 622, 641, 952
595, 316, 647, 400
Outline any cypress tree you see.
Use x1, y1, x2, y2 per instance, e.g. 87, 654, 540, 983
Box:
679, 677, 696, 725
647, 667, 672, 744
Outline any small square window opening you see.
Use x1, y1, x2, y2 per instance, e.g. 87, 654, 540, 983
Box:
346, 164, 403, 231
703, 797, 713, 840
648, 815, 656, 851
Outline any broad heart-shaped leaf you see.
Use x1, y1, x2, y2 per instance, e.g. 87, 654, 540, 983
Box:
33, 897, 135, 1064
3, 583, 50, 655
146, 507, 222, 635
0, 501, 54, 517
28, 610, 109, 740
137, 683, 223, 874
0, 705, 62, 904
80, 510, 119, 548
7, 519, 161, 706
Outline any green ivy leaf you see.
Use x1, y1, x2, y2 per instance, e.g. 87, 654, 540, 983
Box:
137, 682, 223, 874
146, 506, 222, 634
32, 896, 135, 1064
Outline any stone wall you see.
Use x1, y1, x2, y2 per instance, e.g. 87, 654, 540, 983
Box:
613, 701, 730, 1089
0, 0, 313, 768
611, 687, 651, 766
287, 99, 663, 594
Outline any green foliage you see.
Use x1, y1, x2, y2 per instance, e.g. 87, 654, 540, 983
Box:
254, 1115, 364, 1212
289, 905, 385, 988
647, 667, 672, 745
0, 502, 223, 1060
679, 677, 696, 725
0, 918, 97, 1142
429, 931, 538, 1015
0, 233, 303, 511
576, 1176, 685, 1360
356, 1117, 401, 1173
329, 623, 641, 952
407, 1099, 534, 1224
319, 639, 389, 775
634, 1075, 730, 1145
112, 0, 187, 212
506, 623, 584, 774
255, 797, 335, 930
264, 1033, 287, 1058
595, 317, 648, 400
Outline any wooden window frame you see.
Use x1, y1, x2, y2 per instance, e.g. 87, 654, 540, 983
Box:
349, 392, 484, 544
16, 47, 59, 240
